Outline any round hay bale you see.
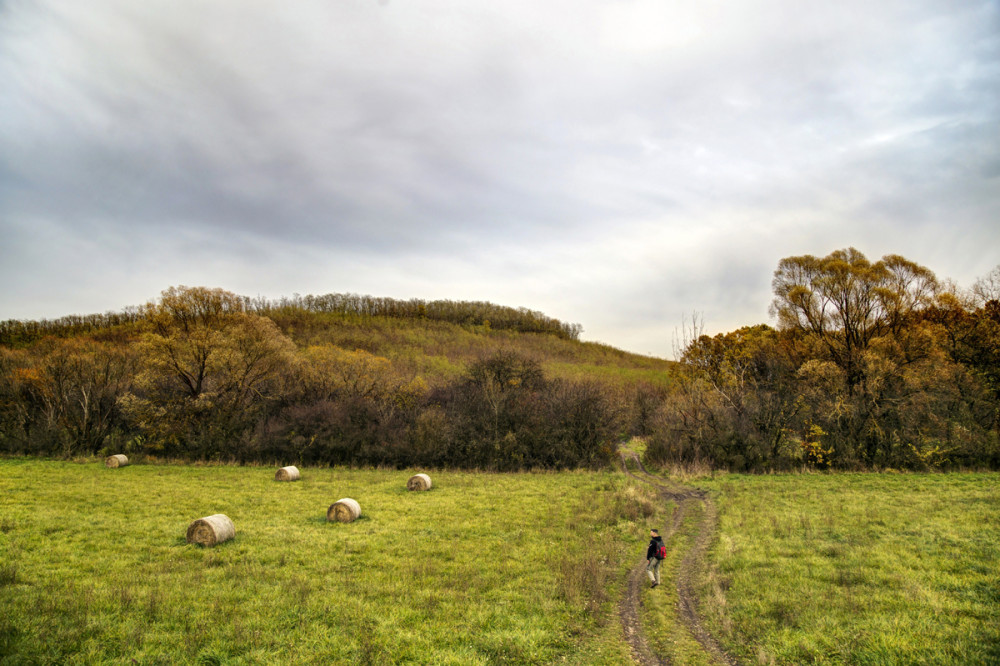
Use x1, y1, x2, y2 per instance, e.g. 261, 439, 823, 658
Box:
275, 465, 300, 482
407, 473, 432, 491
186, 514, 235, 547
327, 498, 361, 523
105, 454, 129, 468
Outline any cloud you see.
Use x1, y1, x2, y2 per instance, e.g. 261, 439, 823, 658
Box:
1, 0, 998, 357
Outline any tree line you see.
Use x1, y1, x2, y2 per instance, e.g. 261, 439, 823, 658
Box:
0, 292, 582, 348
2, 250, 998, 471
646, 249, 1000, 470
0, 287, 621, 469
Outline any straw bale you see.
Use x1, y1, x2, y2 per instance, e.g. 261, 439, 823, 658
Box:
327, 498, 361, 523
275, 465, 300, 482
105, 454, 129, 468
407, 473, 432, 491
186, 514, 235, 547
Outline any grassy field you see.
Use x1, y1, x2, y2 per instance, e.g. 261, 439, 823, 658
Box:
4, 460, 998, 665
0, 459, 663, 665
693, 472, 1000, 665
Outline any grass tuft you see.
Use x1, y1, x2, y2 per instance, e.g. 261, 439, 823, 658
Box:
0, 563, 17, 586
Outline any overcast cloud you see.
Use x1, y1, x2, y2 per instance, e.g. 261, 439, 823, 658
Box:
1, 0, 998, 357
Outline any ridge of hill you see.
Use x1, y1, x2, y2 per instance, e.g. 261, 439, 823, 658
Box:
0, 289, 673, 385
0, 287, 672, 469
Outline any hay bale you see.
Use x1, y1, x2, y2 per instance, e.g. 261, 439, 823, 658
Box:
186, 514, 235, 547
407, 473, 432, 491
275, 465, 300, 482
105, 454, 129, 468
327, 498, 361, 523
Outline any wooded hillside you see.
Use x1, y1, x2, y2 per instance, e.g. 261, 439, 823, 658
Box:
0, 289, 670, 469
2, 249, 998, 471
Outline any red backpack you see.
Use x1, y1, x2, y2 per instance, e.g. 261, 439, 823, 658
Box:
656, 543, 666, 559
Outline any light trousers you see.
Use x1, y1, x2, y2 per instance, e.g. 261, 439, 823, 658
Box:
646, 557, 661, 585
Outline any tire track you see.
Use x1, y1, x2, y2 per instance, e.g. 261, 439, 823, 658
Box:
618, 450, 740, 666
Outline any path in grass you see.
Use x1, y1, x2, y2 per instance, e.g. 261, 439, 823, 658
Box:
618, 448, 739, 666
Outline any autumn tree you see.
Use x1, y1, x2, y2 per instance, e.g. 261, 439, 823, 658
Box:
0, 347, 52, 452
429, 349, 621, 470
264, 345, 429, 465
0, 339, 136, 455
123, 286, 296, 458
680, 325, 801, 467
768, 249, 998, 467
922, 270, 1000, 447
465, 349, 545, 447
141, 286, 250, 398
42, 339, 137, 455
771, 248, 938, 394
298, 346, 426, 423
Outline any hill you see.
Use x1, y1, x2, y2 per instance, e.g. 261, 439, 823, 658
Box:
0, 289, 670, 385
259, 295, 672, 388
0, 287, 673, 469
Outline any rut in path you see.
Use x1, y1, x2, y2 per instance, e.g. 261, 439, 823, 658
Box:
617, 450, 740, 666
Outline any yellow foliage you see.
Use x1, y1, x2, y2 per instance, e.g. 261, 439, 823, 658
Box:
799, 423, 833, 467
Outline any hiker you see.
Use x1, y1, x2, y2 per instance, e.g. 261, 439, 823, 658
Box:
646, 528, 665, 588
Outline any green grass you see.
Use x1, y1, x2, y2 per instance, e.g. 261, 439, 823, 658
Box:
695, 472, 1000, 665
0, 459, 662, 665
6, 460, 998, 665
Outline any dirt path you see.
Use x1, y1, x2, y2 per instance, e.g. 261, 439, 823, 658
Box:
618, 450, 740, 666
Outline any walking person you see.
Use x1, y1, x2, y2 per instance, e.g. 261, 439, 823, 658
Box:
646, 528, 665, 588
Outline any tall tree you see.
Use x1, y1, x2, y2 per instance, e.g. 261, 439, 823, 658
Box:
123, 286, 296, 457
771, 248, 937, 393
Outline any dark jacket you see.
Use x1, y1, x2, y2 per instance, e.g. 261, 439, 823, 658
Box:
646, 535, 664, 560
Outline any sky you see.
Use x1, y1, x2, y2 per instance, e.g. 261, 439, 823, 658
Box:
1, 0, 998, 358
